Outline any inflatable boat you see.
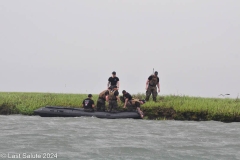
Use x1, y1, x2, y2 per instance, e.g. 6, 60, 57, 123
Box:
34, 106, 142, 119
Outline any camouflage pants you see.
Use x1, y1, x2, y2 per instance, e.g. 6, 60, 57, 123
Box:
146, 86, 157, 101
97, 99, 106, 111
120, 96, 125, 103
108, 100, 118, 112
126, 103, 143, 118
126, 103, 136, 111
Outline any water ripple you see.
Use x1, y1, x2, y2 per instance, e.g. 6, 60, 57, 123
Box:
0, 115, 240, 160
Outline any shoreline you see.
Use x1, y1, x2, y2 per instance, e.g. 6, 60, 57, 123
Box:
1, 92, 240, 122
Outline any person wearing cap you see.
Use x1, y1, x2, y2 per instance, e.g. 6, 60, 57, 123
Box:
108, 85, 120, 112
121, 90, 145, 118
96, 87, 111, 112
145, 71, 160, 102
107, 71, 120, 90
82, 94, 95, 112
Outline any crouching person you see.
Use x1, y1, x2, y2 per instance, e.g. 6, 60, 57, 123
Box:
122, 90, 145, 118
82, 94, 95, 112
130, 99, 145, 119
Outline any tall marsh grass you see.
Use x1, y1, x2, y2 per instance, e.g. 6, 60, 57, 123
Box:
0, 92, 240, 121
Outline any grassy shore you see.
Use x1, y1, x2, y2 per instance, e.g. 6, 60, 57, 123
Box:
0, 92, 240, 122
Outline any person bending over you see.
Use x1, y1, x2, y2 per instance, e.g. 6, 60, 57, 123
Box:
121, 90, 145, 118
96, 87, 111, 112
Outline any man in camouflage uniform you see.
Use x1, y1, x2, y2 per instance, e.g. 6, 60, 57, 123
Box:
145, 71, 160, 102
96, 87, 111, 112
108, 85, 120, 112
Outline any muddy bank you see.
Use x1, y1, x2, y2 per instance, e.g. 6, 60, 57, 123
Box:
142, 107, 240, 122
0, 103, 19, 115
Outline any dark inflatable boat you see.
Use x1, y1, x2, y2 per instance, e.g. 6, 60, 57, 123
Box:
34, 106, 142, 119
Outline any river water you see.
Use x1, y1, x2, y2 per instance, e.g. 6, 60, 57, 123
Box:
0, 115, 239, 160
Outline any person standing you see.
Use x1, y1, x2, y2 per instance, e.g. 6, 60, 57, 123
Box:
96, 87, 111, 112
107, 71, 120, 89
82, 94, 95, 112
108, 85, 120, 112
145, 71, 160, 102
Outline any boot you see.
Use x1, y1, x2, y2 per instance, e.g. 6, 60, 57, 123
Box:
153, 97, 157, 102
145, 95, 150, 101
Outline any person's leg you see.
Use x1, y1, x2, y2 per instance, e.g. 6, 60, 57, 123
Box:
112, 100, 118, 112
152, 87, 157, 102
109, 101, 113, 112
102, 101, 106, 112
106, 102, 110, 112
126, 103, 134, 111
145, 86, 152, 101
96, 99, 101, 111
98, 99, 105, 111
136, 107, 144, 118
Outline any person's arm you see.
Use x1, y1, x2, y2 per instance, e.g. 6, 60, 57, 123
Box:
157, 77, 160, 92
145, 80, 149, 90
105, 95, 109, 102
105, 91, 109, 101
114, 91, 121, 102
116, 96, 121, 102
82, 100, 85, 107
157, 82, 160, 92
107, 77, 111, 88
117, 77, 120, 89
117, 81, 120, 89
146, 76, 151, 90
92, 100, 95, 108
123, 98, 128, 108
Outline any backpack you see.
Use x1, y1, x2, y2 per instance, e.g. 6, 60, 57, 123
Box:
149, 75, 158, 86
99, 90, 108, 99
108, 90, 117, 100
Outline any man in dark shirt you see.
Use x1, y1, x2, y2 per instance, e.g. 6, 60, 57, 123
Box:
121, 90, 145, 118
107, 71, 120, 90
121, 90, 132, 108
96, 87, 111, 112
82, 94, 95, 112
108, 85, 120, 112
145, 71, 160, 102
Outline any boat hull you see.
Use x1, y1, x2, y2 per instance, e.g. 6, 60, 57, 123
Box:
34, 106, 141, 119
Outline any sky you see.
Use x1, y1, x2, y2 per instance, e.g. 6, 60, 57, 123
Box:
0, 0, 239, 98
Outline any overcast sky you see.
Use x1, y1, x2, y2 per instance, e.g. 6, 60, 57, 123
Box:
1, 0, 239, 98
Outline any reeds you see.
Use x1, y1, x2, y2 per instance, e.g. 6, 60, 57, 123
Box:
0, 92, 239, 122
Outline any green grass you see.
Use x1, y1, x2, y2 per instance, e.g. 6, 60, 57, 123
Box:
0, 92, 240, 122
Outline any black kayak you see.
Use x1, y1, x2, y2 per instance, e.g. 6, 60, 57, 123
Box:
34, 106, 142, 119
